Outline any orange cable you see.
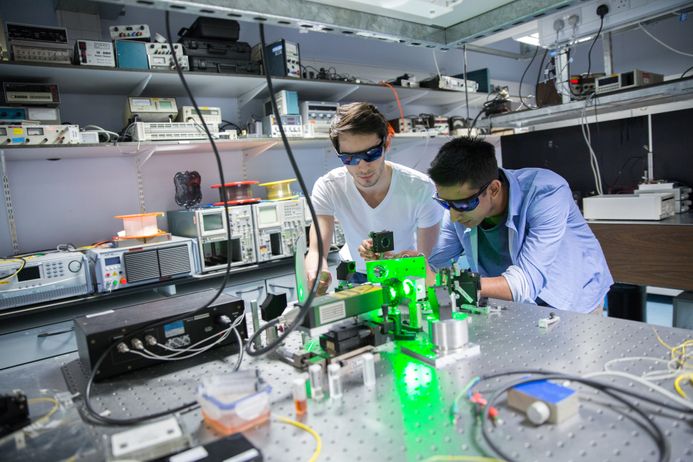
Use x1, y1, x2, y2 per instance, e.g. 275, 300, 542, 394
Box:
380, 81, 405, 121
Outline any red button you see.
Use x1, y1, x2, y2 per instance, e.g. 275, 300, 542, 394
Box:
120, 278, 127, 285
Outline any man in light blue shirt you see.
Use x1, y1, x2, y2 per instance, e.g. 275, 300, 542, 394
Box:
427, 137, 613, 313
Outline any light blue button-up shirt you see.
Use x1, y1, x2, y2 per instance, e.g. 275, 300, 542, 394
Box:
429, 168, 613, 313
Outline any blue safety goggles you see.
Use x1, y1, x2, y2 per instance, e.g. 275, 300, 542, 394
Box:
336, 141, 385, 166
433, 180, 492, 212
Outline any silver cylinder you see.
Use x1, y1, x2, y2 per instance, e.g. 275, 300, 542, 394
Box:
430, 319, 469, 352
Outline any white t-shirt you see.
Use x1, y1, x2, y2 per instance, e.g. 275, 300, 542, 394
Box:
311, 161, 443, 272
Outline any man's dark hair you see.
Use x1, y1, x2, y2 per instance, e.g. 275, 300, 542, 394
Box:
329, 102, 388, 151
428, 137, 498, 188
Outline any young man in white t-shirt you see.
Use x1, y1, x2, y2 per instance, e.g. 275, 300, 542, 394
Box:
305, 102, 443, 294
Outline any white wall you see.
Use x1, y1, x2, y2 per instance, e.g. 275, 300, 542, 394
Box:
0, 1, 690, 254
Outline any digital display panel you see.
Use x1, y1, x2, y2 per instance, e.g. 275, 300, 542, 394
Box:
17, 265, 41, 282
202, 213, 224, 231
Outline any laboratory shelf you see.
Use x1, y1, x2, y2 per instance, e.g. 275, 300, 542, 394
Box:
0, 61, 489, 108
484, 77, 693, 129
0, 132, 444, 161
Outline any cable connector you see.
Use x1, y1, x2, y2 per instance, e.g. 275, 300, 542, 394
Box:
217, 314, 232, 326
596, 4, 609, 18
470, 391, 487, 418
488, 405, 502, 426
144, 335, 157, 346
116, 342, 130, 354
131, 338, 144, 350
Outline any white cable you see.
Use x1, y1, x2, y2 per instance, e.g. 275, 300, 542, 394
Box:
432, 50, 442, 79
604, 356, 690, 380
605, 356, 671, 370
132, 329, 232, 361
153, 324, 236, 355
82, 125, 120, 142
638, 23, 693, 58
580, 95, 604, 195
155, 331, 229, 354
154, 316, 244, 355
584, 370, 693, 411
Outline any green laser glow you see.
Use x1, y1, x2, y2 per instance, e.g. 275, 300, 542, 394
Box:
389, 286, 398, 300
403, 279, 414, 296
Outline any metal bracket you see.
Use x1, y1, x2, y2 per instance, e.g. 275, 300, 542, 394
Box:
239, 83, 268, 107
330, 84, 360, 102
555, 48, 571, 105
0, 151, 19, 254
386, 91, 430, 116
131, 74, 152, 97
602, 31, 613, 76
134, 148, 156, 213
243, 141, 279, 159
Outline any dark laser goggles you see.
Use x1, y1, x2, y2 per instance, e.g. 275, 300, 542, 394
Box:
336, 141, 385, 165
432, 180, 492, 212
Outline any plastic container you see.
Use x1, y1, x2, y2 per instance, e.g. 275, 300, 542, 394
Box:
362, 352, 376, 388
327, 363, 343, 399
292, 376, 308, 416
197, 374, 272, 435
114, 212, 163, 237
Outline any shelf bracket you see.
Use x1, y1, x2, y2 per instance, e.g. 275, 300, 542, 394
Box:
330, 84, 360, 102
440, 96, 484, 117
239, 83, 268, 108
134, 148, 156, 213
131, 74, 153, 97
385, 90, 429, 116
243, 141, 279, 159
0, 151, 19, 254
602, 32, 613, 76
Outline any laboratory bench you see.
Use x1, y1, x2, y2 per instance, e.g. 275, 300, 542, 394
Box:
1, 297, 691, 462
588, 213, 693, 291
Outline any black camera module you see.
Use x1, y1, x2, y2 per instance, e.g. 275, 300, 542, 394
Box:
369, 230, 394, 254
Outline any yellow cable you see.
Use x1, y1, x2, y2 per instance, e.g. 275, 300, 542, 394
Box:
674, 373, 693, 399
652, 327, 674, 351
652, 328, 692, 369
423, 456, 505, 462
0, 257, 25, 283
274, 415, 322, 462
28, 397, 60, 424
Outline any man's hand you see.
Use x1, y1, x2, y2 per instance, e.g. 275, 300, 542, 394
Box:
358, 238, 379, 261
307, 270, 332, 296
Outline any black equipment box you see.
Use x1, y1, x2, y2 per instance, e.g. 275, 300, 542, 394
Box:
369, 230, 394, 253
0, 391, 29, 438
189, 56, 260, 74
74, 290, 247, 381
6, 23, 68, 44
179, 37, 251, 59
320, 323, 374, 356
180, 17, 240, 41
262, 39, 301, 78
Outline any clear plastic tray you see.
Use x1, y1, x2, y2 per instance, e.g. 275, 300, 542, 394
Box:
197, 373, 272, 435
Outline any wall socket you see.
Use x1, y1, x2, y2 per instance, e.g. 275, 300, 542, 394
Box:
612, 0, 631, 12
537, 0, 687, 48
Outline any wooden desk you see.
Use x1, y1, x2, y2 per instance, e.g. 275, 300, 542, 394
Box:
588, 214, 693, 291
